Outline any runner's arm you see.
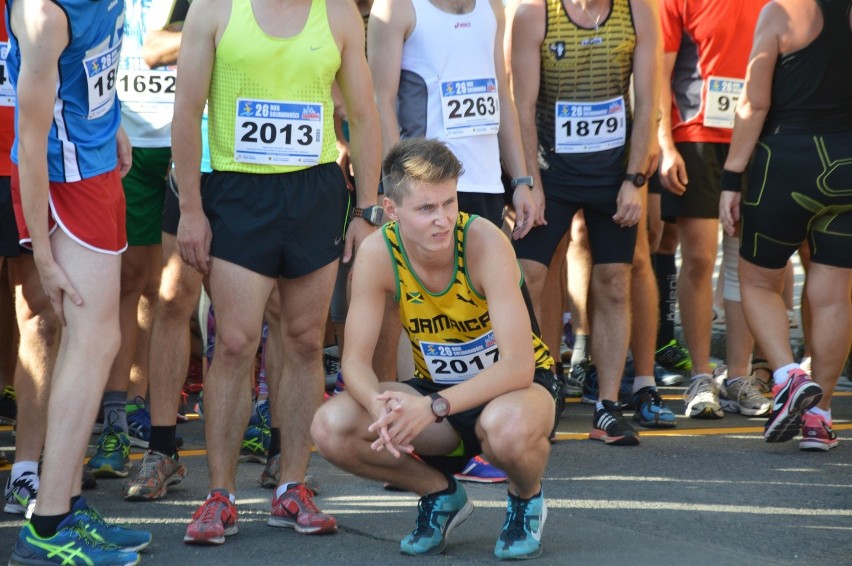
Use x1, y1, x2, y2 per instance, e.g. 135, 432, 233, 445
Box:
332, 0, 382, 263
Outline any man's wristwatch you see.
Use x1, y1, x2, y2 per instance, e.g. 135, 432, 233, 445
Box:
510, 176, 534, 190
428, 393, 450, 423
352, 205, 384, 226
624, 172, 648, 188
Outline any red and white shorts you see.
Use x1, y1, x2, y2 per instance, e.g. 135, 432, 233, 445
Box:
11, 164, 127, 254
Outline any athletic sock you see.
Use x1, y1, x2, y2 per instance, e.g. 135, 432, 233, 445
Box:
275, 482, 300, 499
632, 376, 656, 393
807, 406, 831, 420
571, 335, 590, 367
30, 512, 70, 538
103, 391, 128, 434
773, 363, 800, 386
149, 425, 178, 458
268, 427, 281, 459
653, 253, 677, 348
11, 461, 38, 482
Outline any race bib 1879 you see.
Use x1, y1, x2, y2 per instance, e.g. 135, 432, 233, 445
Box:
234, 98, 323, 166
555, 96, 626, 153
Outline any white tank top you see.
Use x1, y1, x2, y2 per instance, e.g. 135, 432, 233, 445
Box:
398, 0, 502, 194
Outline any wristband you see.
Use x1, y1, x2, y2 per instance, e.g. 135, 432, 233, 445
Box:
720, 169, 744, 192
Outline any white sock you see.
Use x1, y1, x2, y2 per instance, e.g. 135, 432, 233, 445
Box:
275, 482, 299, 499
632, 376, 655, 393
773, 363, 800, 386
807, 406, 831, 421
10, 461, 38, 482
208, 490, 236, 504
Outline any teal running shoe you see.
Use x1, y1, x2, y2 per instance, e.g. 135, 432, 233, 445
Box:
71, 497, 151, 552
494, 490, 547, 560
10, 517, 140, 566
632, 386, 677, 428
400, 478, 473, 556
86, 424, 131, 478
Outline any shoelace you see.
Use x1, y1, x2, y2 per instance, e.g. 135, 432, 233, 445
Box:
127, 408, 151, 430
413, 495, 437, 535
289, 485, 321, 514
12, 473, 39, 493
100, 429, 127, 452
501, 497, 530, 543
193, 494, 231, 523
135, 452, 165, 480
690, 378, 716, 399
642, 388, 664, 407
2, 386, 15, 401
324, 354, 340, 376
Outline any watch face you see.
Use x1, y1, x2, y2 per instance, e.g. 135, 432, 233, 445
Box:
432, 397, 450, 418
635, 173, 647, 186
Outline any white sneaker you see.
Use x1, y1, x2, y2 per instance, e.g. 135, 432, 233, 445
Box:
720, 377, 771, 416
683, 374, 723, 419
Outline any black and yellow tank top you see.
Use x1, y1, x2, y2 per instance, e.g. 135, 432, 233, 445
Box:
536, 0, 635, 185
383, 212, 553, 384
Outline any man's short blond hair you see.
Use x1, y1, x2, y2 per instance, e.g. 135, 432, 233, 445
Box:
382, 138, 462, 203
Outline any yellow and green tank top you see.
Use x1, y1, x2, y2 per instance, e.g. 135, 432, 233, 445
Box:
383, 212, 553, 384
209, 0, 340, 173
536, 0, 635, 153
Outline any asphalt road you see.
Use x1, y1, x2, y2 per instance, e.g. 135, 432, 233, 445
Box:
1, 379, 850, 566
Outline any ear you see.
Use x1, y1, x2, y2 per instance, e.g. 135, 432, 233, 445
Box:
383, 195, 399, 221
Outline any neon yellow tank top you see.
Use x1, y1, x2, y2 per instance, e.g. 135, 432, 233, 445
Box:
383, 212, 554, 384
209, 0, 340, 173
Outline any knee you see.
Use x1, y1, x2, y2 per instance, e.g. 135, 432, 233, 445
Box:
311, 401, 358, 460
480, 405, 540, 459
215, 327, 262, 362
679, 246, 716, 280
593, 265, 630, 306
281, 324, 324, 359
158, 279, 198, 321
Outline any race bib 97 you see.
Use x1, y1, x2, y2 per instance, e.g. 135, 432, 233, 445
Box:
703, 76, 744, 129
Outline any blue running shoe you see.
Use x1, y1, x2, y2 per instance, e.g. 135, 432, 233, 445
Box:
494, 490, 547, 560
454, 456, 508, 484
71, 497, 152, 552
632, 387, 677, 428
240, 424, 271, 464
10, 517, 140, 566
581, 366, 633, 406
400, 478, 474, 556
247, 400, 270, 428
126, 398, 151, 449
86, 423, 131, 479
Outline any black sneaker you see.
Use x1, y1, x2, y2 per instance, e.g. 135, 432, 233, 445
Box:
590, 400, 639, 446
0, 386, 17, 425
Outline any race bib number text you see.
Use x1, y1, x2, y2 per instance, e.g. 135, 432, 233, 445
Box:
0, 42, 15, 107
439, 78, 500, 138
83, 43, 121, 119
555, 96, 626, 153
420, 331, 499, 384
703, 76, 744, 129
234, 99, 323, 166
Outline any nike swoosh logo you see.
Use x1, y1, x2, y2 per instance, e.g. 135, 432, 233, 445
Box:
334, 236, 343, 245
529, 503, 547, 542
310, 46, 321, 51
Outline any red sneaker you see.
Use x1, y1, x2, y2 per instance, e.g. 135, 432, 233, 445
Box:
764, 368, 823, 443
184, 490, 238, 544
267, 483, 336, 534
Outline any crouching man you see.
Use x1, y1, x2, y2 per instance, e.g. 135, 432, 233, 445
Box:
312, 138, 559, 560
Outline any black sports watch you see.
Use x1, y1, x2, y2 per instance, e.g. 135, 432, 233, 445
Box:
428, 393, 450, 423
624, 172, 648, 187
510, 176, 534, 189
353, 205, 384, 226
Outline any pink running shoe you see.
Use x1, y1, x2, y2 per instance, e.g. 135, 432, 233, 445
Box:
268, 483, 337, 534
799, 411, 839, 451
764, 368, 822, 443
184, 489, 238, 544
